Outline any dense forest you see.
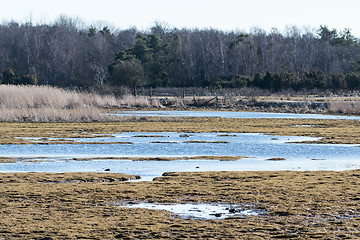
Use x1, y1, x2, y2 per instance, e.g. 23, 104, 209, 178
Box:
1, 16, 360, 94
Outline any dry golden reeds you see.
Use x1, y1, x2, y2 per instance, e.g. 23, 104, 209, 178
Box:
0, 85, 120, 109
0, 85, 161, 122
327, 100, 360, 114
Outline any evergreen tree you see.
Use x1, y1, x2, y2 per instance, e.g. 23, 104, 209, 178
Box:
262, 72, 272, 90
164, 33, 185, 87
345, 73, 360, 90
99, 26, 113, 38
108, 58, 145, 95
88, 26, 97, 37
253, 73, 262, 88
318, 25, 338, 43
147, 34, 166, 87
130, 34, 151, 63
270, 73, 282, 91
328, 74, 346, 89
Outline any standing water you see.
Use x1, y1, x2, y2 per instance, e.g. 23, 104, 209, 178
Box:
1, 131, 359, 180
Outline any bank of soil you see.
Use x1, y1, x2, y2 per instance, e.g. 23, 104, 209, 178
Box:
0, 171, 359, 239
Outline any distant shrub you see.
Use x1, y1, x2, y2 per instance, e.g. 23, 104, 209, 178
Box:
2, 68, 17, 84
20, 74, 38, 85
345, 74, 360, 90
234, 75, 252, 88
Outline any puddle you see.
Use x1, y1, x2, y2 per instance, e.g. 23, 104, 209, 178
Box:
292, 125, 316, 127
119, 202, 264, 220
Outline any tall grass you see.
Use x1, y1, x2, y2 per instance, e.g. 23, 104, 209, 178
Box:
0, 85, 118, 109
0, 85, 161, 122
327, 100, 360, 114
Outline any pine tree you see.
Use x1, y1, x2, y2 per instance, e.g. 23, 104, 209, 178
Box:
108, 58, 145, 95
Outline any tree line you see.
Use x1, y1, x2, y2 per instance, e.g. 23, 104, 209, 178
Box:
0, 16, 360, 93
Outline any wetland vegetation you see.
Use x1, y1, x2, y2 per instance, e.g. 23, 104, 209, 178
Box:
1, 114, 360, 238
0, 171, 359, 239
1, 85, 360, 239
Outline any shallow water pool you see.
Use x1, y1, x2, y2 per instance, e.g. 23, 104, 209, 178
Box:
119, 202, 263, 219
1, 132, 360, 180
113, 110, 360, 120
1, 132, 357, 161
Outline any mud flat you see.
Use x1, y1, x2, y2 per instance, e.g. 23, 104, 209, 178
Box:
0, 170, 359, 239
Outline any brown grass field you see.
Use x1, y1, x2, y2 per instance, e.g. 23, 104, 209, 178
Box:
1, 85, 360, 239
0, 117, 360, 239
0, 171, 359, 239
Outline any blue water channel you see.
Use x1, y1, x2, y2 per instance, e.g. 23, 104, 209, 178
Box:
1, 130, 360, 180
114, 110, 360, 120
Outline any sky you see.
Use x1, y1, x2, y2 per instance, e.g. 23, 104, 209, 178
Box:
1, 0, 360, 37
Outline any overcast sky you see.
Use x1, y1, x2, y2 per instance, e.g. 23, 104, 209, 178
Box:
1, 0, 360, 37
